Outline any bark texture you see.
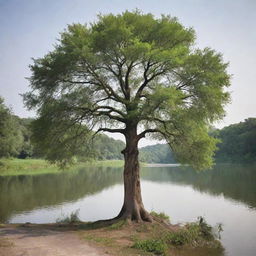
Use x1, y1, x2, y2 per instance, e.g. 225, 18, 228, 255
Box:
116, 126, 152, 222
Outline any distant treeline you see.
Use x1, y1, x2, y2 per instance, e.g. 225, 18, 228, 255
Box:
1, 96, 255, 163
212, 118, 256, 163
0, 96, 124, 160
139, 144, 176, 163
139, 118, 256, 164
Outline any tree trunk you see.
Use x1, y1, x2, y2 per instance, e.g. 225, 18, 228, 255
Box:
116, 126, 152, 222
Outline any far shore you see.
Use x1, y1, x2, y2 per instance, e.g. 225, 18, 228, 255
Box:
0, 158, 180, 176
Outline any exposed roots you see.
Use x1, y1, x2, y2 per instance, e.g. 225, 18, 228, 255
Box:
114, 205, 153, 223
91, 207, 153, 229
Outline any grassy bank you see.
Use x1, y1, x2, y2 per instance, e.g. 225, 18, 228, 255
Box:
0, 158, 124, 176
0, 215, 223, 256
55, 212, 223, 256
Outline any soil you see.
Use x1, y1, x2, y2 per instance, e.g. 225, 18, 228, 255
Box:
0, 224, 110, 256
0, 221, 221, 256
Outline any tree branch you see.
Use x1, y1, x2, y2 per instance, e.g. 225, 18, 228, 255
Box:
84, 62, 126, 104
94, 110, 126, 122
135, 63, 166, 99
95, 105, 126, 117
95, 127, 125, 134
138, 128, 172, 140
124, 61, 135, 99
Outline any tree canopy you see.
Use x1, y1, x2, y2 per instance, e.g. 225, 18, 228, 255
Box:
24, 11, 230, 170
213, 118, 256, 163
0, 97, 23, 158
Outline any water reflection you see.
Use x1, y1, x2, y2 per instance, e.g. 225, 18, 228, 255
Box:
142, 164, 256, 210
0, 166, 123, 222
0, 164, 256, 223
1, 164, 256, 256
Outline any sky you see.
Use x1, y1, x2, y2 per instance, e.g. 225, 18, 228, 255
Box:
0, 0, 255, 146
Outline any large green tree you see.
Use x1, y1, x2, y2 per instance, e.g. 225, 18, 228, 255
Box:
24, 11, 230, 222
0, 97, 23, 157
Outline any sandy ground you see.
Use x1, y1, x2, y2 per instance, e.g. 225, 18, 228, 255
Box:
0, 225, 110, 256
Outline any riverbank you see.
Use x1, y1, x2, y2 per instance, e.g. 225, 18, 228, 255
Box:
0, 217, 223, 256
0, 224, 109, 256
0, 159, 124, 176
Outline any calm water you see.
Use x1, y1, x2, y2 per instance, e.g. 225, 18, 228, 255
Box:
1, 164, 256, 256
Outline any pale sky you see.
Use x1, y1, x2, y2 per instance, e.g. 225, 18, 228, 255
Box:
0, 0, 255, 146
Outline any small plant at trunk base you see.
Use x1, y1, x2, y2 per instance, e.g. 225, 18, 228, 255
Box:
56, 209, 80, 224
150, 211, 170, 222
24, 10, 230, 223
133, 239, 168, 255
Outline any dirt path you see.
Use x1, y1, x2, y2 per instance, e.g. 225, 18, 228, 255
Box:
0, 225, 110, 256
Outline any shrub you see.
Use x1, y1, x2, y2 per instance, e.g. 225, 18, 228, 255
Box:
165, 229, 192, 246
165, 217, 222, 246
198, 216, 214, 240
133, 239, 168, 255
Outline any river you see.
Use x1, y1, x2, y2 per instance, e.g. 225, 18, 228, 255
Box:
0, 164, 256, 256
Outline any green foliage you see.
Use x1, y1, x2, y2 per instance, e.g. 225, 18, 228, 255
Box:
0, 97, 23, 158
150, 211, 170, 222
141, 117, 256, 165
132, 217, 221, 255
30, 107, 94, 167
164, 217, 221, 246
213, 118, 256, 163
0, 159, 57, 176
106, 220, 127, 230
140, 144, 175, 163
92, 134, 124, 161
83, 234, 115, 246
133, 238, 168, 255
24, 10, 230, 170
165, 229, 193, 246
197, 216, 214, 240
17, 118, 35, 159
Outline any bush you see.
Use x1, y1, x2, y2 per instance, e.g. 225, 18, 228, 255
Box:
165, 217, 222, 246
198, 216, 214, 240
133, 239, 168, 255
165, 229, 193, 246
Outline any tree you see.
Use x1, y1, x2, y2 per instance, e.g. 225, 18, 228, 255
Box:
17, 118, 34, 159
24, 11, 230, 222
213, 118, 256, 163
139, 144, 175, 163
0, 97, 23, 158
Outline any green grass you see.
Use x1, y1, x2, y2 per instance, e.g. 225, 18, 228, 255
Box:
132, 217, 223, 255
83, 234, 116, 246
150, 211, 170, 222
0, 158, 124, 176
133, 239, 168, 255
106, 220, 127, 230
0, 159, 58, 176
83, 159, 124, 167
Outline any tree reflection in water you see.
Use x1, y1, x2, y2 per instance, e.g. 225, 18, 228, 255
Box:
1, 164, 255, 223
